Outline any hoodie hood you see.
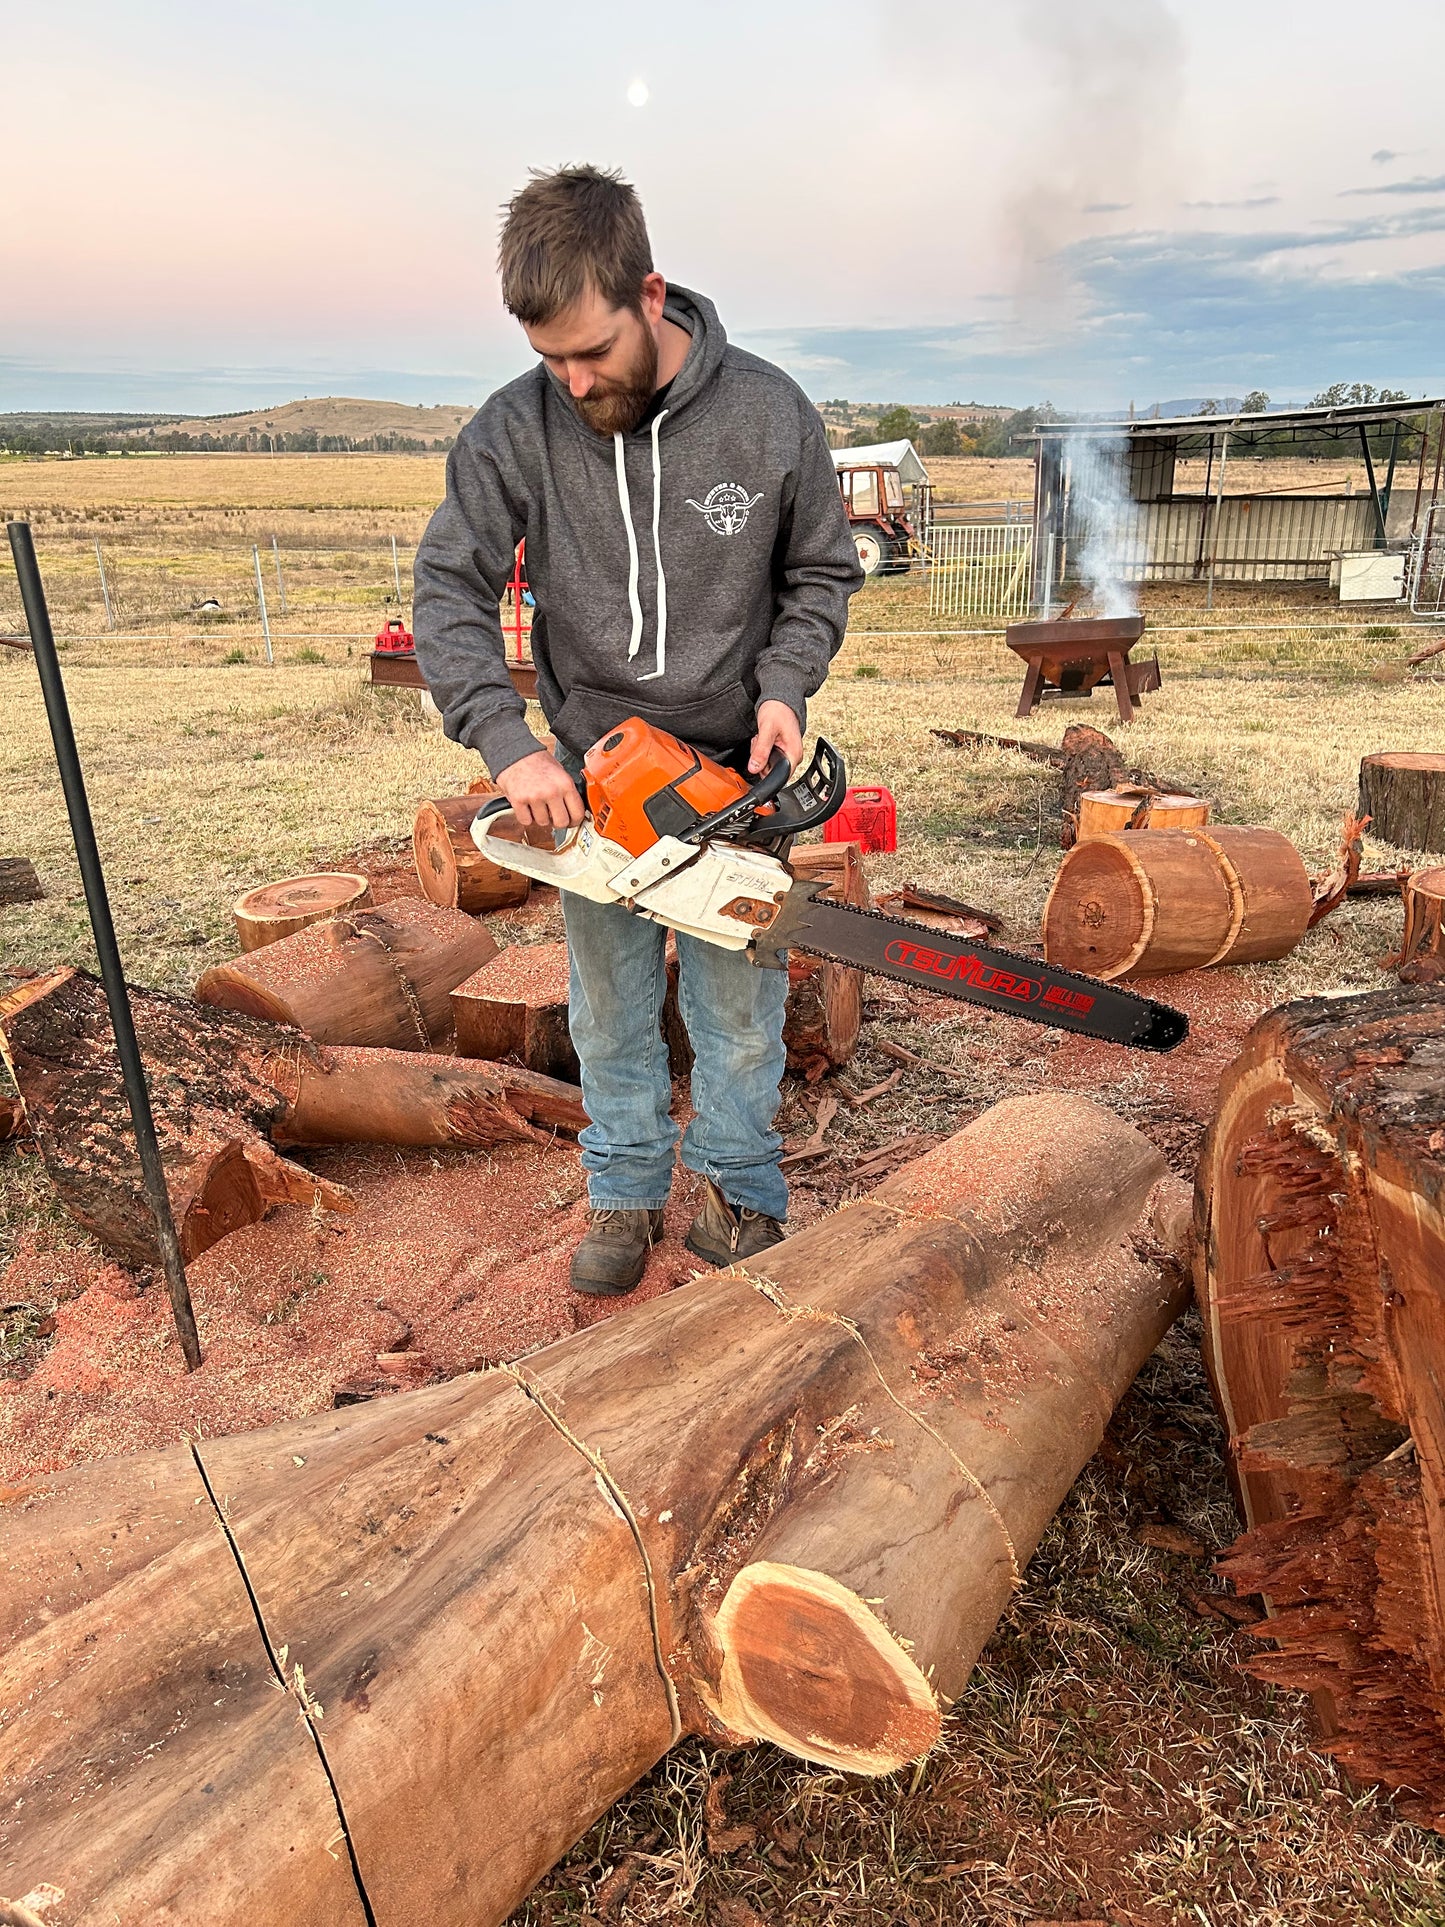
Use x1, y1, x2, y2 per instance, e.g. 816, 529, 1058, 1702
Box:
540, 283, 730, 440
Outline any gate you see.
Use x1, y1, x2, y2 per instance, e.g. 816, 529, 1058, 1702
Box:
926, 524, 1034, 620
1409, 505, 1445, 617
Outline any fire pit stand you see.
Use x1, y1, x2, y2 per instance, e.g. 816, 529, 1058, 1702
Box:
1004, 615, 1159, 723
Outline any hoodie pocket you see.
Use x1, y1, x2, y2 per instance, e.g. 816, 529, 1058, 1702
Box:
553, 681, 758, 757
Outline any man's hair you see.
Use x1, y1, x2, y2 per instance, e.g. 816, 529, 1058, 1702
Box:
498, 165, 653, 326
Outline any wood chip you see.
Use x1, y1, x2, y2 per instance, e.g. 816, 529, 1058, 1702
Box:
780, 1095, 839, 1167
1135, 1522, 1210, 1558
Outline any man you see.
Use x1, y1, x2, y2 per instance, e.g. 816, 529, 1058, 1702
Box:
414, 164, 862, 1296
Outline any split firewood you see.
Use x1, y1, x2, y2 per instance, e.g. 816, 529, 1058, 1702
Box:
196, 897, 497, 1051
0, 1094, 1189, 1925
779, 1094, 839, 1167
783, 841, 870, 1078
1197, 983, 1445, 1826
0, 860, 43, 908
450, 941, 578, 1080
1407, 635, 1445, 670
1387, 866, 1445, 984
232, 873, 372, 952
874, 883, 1000, 939
1307, 812, 1369, 928
0, 968, 587, 1267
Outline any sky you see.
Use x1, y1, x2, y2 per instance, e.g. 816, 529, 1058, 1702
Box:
6, 0, 1445, 413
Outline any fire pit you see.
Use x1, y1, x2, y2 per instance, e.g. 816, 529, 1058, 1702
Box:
1004, 614, 1159, 724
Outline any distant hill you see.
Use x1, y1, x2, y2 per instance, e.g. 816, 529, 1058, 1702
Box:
118, 396, 475, 450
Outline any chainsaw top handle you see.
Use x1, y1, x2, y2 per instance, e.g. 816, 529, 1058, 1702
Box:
687, 736, 846, 845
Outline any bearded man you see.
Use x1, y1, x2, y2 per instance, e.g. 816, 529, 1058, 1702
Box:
414, 164, 862, 1295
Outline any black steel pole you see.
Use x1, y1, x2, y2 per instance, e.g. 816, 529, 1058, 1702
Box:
6, 521, 202, 1371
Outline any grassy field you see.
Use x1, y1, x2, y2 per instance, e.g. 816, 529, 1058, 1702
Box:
3, 453, 1445, 1925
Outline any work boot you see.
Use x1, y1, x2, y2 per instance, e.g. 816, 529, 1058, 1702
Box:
569, 1206, 665, 1297
685, 1179, 785, 1268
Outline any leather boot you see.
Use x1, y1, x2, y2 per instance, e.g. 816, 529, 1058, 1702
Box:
685, 1178, 785, 1268
569, 1206, 665, 1296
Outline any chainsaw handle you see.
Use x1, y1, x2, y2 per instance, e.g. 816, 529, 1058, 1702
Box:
687, 737, 846, 844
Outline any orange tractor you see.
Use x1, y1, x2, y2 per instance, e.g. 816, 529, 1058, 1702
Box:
836, 458, 916, 575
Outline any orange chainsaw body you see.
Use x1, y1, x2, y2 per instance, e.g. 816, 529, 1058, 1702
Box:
583, 718, 752, 856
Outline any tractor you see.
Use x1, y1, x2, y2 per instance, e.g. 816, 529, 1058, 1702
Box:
836, 459, 915, 575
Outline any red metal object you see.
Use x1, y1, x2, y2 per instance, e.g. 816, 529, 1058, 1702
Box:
1004, 615, 1157, 724
507, 541, 530, 663
825, 785, 898, 854
836, 463, 914, 576
374, 617, 415, 655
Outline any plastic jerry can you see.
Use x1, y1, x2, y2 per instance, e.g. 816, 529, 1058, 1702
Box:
824, 784, 897, 854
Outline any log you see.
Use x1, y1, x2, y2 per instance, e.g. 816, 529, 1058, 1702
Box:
0, 859, 43, 908
1389, 865, 1445, 984
1359, 752, 1445, 853
232, 872, 372, 952
1043, 826, 1311, 981
450, 940, 578, 1080
0, 1094, 1188, 1925
413, 796, 531, 913
1196, 984, 1445, 1827
196, 897, 497, 1050
1076, 787, 1210, 838
0, 969, 587, 1267
783, 841, 870, 1079
0, 1094, 26, 1142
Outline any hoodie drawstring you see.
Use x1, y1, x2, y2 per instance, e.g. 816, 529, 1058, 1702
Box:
613, 412, 670, 681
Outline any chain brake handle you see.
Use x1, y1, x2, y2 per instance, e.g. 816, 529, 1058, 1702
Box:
686, 736, 846, 844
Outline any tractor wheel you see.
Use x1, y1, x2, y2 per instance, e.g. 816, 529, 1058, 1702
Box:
854, 528, 896, 576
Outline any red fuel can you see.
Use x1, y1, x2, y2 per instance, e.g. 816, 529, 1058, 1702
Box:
825, 784, 897, 854
374, 618, 415, 655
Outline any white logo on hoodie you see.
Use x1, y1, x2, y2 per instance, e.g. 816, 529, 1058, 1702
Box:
685, 481, 764, 537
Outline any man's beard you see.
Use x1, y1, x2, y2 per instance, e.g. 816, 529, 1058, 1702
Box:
571, 325, 659, 436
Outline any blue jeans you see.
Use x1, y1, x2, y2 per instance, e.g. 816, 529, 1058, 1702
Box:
563, 889, 790, 1221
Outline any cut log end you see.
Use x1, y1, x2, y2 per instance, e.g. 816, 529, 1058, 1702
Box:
712, 1562, 941, 1775
233, 874, 372, 953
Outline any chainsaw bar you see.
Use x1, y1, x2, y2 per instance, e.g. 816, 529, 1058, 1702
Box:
763, 895, 1187, 1052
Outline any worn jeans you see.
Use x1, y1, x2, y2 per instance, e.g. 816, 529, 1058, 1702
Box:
563, 887, 790, 1221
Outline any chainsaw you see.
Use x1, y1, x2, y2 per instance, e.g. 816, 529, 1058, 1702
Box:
472, 718, 1187, 1052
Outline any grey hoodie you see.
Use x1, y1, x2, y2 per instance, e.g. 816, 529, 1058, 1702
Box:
413, 285, 863, 774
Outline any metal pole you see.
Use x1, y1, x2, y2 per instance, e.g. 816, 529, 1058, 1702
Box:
5, 522, 203, 1372
94, 540, 114, 630
1205, 430, 1230, 612
1193, 434, 1216, 579
1409, 409, 1432, 540
1359, 424, 1387, 548
1042, 531, 1056, 619
391, 535, 404, 604
271, 534, 287, 616
252, 545, 273, 662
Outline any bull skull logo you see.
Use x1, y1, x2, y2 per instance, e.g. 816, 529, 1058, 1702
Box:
685, 481, 764, 537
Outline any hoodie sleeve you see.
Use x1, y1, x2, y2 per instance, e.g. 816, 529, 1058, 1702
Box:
412, 427, 546, 779
753, 398, 865, 729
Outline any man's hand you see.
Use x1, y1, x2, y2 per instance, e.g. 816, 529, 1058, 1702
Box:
496, 749, 586, 829
749, 699, 804, 775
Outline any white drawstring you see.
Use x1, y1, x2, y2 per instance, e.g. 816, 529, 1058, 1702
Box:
614, 431, 643, 661
638, 408, 669, 682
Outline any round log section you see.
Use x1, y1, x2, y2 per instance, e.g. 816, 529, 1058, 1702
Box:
1076, 789, 1210, 839
1390, 865, 1445, 984
1196, 827, 1313, 967
782, 841, 870, 1078
413, 796, 530, 914
232, 872, 372, 952
1042, 828, 1234, 980
450, 940, 578, 1081
1196, 984, 1445, 1826
1359, 752, 1445, 853
196, 898, 497, 1050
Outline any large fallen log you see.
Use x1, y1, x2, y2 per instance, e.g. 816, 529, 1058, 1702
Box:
0, 1093, 1187, 1924
1196, 984, 1445, 1827
0, 969, 587, 1267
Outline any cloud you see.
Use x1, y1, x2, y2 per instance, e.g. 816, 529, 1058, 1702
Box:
1372, 149, 1400, 163
1180, 196, 1281, 210
1340, 173, 1445, 197
1083, 201, 1132, 213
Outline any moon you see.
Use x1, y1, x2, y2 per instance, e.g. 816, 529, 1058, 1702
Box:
627, 78, 649, 107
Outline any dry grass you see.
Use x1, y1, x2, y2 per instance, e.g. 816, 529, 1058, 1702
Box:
4, 453, 1445, 1922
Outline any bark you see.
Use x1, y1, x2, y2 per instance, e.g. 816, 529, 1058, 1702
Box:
0, 1094, 26, 1142
1195, 984, 1445, 1826
782, 841, 870, 1079
0, 860, 43, 908
1359, 752, 1445, 854
413, 796, 531, 914
450, 940, 578, 1081
0, 1094, 1188, 1926
233, 872, 372, 952
0, 969, 586, 1266
1388, 866, 1445, 985
195, 897, 497, 1051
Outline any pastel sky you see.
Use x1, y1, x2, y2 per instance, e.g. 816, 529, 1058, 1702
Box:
7, 0, 1445, 411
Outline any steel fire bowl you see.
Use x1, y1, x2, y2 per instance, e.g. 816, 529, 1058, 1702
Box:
1005, 614, 1145, 662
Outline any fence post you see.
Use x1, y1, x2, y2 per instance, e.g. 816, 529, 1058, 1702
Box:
391, 535, 404, 604
271, 534, 287, 615
94, 541, 115, 630
252, 545, 274, 663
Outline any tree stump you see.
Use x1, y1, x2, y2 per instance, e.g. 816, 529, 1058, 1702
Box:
1389, 866, 1445, 985
413, 796, 531, 913
1196, 984, 1445, 1826
196, 898, 497, 1050
1076, 788, 1210, 838
1359, 752, 1445, 853
0, 1094, 1188, 1926
783, 841, 870, 1079
232, 873, 372, 952
450, 941, 578, 1081
0, 968, 587, 1267
0, 859, 43, 907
